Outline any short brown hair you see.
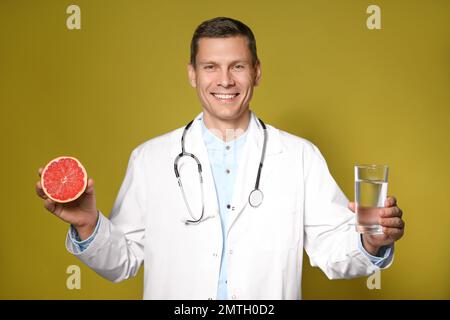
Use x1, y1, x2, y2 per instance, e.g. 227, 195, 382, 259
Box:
190, 17, 259, 67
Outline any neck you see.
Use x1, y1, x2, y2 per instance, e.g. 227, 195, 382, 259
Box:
203, 110, 250, 142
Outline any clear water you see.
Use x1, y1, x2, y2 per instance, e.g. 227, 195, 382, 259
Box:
355, 179, 387, 234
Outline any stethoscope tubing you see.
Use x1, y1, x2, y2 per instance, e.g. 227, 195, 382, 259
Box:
174, 117, 267, 224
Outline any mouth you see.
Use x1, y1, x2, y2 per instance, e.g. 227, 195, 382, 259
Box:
210, 92, 240, 103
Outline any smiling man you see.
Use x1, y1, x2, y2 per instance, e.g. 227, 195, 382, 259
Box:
187, 32, 260, 140
36, 17, 405, 299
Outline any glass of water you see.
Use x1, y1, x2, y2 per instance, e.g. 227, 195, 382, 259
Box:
355, 164, 389, 234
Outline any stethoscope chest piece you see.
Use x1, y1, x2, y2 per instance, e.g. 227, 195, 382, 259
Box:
248, 189, 264, 208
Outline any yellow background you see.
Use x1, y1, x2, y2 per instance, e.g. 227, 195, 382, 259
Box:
0, 0, 449, 299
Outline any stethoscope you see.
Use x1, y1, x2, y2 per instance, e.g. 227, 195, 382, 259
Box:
173, 118, 268, 225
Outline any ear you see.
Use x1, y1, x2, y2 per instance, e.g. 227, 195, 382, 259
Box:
254, 60, 262, 86
187, 63, 197, 88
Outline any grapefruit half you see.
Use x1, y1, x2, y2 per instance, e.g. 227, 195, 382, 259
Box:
41, 156, 88, 203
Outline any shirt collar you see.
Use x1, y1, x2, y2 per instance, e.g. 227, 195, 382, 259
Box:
200, 114, 249, 151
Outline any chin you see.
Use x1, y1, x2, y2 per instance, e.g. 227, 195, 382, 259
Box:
213, 105, 246, 120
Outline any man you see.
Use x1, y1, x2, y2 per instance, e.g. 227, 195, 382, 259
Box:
35, 17, 405, 299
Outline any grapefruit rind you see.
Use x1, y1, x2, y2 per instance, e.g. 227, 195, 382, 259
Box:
41, 156, 88, 203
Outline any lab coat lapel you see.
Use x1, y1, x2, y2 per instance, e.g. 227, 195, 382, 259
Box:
226, 112, 282, 236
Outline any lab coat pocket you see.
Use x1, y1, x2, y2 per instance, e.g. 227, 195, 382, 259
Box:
253, 203, 301, 254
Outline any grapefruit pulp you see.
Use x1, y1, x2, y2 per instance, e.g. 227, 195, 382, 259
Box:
41, 156, 88, 203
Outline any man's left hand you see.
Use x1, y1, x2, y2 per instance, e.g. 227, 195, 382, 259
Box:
348, 196, 405, 256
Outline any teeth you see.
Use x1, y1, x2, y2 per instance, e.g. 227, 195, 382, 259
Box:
213, 93, 238, 99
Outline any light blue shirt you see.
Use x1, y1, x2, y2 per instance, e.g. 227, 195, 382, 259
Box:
200, 117, 249, 300
70, 116, 394, 297
68, 213, 100, 253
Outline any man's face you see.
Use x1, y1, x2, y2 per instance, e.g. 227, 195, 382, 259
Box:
188, 36, 261, 123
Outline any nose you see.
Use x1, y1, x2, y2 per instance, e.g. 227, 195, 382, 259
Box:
217, 69, 235, 88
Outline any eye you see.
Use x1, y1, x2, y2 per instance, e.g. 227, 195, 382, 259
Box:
234, 64, 245, 70
203, 65, 215, 70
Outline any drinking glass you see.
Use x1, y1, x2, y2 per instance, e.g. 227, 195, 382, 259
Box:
355, 164, 389, 234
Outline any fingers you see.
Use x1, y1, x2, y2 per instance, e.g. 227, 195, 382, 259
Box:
85, 178, 95, 195
385, 196, 397, 207
35, 180, 48, 199
44, 198, 57, 214
382, 226, 404, 240
37, 166, 54, 212
381, 206, 403, 218
379, 216, 405, 229
36, 167, 48, 199
380, 203, 405, 240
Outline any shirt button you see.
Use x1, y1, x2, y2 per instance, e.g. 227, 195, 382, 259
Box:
225, 169, 231, 174
225, 146, 231, 150
227, 204, 231, 209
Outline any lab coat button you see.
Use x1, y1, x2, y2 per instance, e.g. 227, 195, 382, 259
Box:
225, 145, 230, 150
227, 204, 231, 209
229, 250, 233, 254
225, 169, 231, 174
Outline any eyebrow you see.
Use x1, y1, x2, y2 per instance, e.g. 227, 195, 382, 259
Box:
197, 60, 250, 65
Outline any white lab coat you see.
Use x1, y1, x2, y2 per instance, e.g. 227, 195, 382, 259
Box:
66, 111, 390, 299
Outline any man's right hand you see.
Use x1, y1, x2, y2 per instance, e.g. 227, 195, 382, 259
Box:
35, 167, 99, 240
